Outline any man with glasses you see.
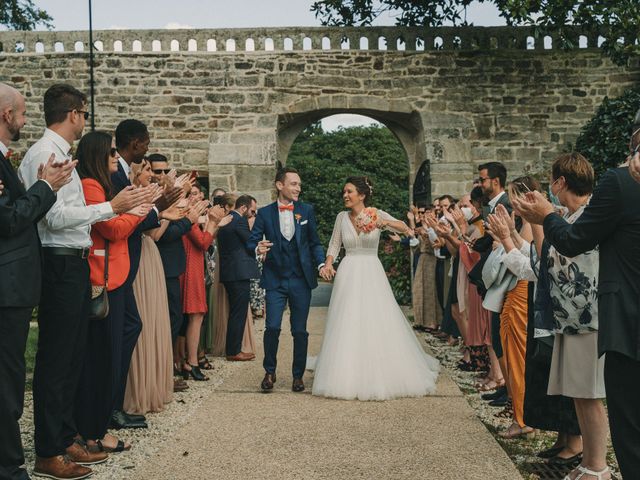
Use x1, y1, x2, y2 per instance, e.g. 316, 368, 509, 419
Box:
18, 84, 148, 480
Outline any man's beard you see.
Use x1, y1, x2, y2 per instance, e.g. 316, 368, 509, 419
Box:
9, 122, 20, 141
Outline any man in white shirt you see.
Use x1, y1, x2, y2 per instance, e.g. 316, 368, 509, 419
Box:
18, 84, 147, 480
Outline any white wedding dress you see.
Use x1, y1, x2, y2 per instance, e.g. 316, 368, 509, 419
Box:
310, 210, 440, 401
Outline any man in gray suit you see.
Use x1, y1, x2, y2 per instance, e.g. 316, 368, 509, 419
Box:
0, 83, 74, 480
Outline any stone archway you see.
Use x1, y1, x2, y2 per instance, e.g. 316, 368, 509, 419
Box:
277, 97, 429, 201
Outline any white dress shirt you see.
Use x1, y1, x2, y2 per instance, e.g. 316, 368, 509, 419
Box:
0, 140, 8, 157
487, 190, 506, 213
278, 201, 295, 241
118, 156, 130, 177
18, 128, 114, 248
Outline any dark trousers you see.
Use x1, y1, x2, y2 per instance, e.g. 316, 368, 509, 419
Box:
74, 286, 124, 440
222, 280, 250, 356
491, 312, 503, 358
263, 275, 311, 379
435, 258, 445, 310
604, 351, 640, 479
111, 282, 142, 411
33, 253, 90, 458
166, 277, 183, 343
0, 307, 31, 480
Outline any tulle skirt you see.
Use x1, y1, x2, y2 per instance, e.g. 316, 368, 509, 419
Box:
311, 253, 440, 401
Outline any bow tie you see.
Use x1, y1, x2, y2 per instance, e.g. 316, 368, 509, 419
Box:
279, 204, 294, 212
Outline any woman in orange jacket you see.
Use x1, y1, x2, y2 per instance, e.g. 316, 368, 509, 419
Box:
73, 131, 150, 453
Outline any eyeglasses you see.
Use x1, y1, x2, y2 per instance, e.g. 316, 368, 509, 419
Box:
109, 147, 118, 157
152, 169, 171, 175
478, 176, 493, 183
66, 109, 90, 120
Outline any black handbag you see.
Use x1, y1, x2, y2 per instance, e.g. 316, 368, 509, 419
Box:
89, 241, 109, 320
531, 240, 555, 362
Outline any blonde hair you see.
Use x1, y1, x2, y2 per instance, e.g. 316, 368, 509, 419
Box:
129, 159, 149, 186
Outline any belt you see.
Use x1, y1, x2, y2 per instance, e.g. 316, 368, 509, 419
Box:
43, 247, 90, 259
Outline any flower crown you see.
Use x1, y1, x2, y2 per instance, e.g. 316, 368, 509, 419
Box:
364, 177, 373, 195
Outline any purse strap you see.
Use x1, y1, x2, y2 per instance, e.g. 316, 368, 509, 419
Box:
104, 240, 109, 288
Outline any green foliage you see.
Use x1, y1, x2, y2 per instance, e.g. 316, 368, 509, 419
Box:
311, 0, 640, 65
288, 123, 412, 304
0, 0, 52, 30
575, 86, 640, 179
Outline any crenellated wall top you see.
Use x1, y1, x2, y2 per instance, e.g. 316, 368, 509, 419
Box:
0, 25, 605, 54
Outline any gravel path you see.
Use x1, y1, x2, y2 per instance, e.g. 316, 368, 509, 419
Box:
19, 307, 522, 479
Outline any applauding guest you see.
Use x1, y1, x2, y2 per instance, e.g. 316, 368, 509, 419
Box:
74, 131, 151, 454
0, 83, 73, 480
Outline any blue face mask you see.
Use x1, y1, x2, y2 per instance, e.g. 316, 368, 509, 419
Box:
548, 186, 562, 206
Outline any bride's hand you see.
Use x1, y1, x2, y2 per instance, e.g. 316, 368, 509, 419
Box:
319, 264, 336, 281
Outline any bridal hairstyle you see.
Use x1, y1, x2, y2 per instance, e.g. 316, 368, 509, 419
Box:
76, 131, 116, 200
345, 176, 373, 207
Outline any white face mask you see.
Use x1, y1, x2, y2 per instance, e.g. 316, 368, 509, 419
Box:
461, 207, 474, 221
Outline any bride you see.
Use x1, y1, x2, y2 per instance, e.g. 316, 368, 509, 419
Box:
313, 176, 440, 401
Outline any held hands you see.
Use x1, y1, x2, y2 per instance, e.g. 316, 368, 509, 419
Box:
257, 240, 273, 259
38, 154, 77, 192
319, 264, 336, 281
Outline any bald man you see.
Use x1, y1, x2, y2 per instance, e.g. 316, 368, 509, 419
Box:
0, 83, 75, 480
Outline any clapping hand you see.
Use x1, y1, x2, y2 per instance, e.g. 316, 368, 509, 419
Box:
319, 264, 336, 281
38, 154, 77, 192
159, 202, 186, 221
511, 191, 554, 225
111, 185, 151, 214
127, 203, 154, 217
450, 205, 468, 235
186, 200, 209, 224
486, 212, 510, 241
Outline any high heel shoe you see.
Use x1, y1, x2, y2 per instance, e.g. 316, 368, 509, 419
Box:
183, 364, 209, 381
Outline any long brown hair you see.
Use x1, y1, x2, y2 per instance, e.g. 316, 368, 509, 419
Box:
76, 131, 115, 199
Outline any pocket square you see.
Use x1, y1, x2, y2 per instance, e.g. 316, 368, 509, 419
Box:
300, 220, 308, 225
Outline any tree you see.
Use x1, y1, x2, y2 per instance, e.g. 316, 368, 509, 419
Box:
0, 0, 53, 30
311, 0, 640, 65
575, 86, 640, 179
288, 123, 413, 304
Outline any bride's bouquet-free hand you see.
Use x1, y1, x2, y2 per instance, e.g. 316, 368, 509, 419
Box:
355, 207, 380, 234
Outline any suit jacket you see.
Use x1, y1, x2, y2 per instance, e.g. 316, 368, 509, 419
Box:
82, 178, 143, 291
543, 167, 640, 360
156, 218, 192, 278
247, 201, 325, 290
111, 162, 160, 283
0, 152, 56, 308
217, 210, 260, 282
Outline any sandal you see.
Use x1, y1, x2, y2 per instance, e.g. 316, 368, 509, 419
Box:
494, 401, 513, 419
198, 355, 214, 370
499, 424, 536, 439
563, 465, 610, 480
92, 438, 131, 453
478, 379, 505, 392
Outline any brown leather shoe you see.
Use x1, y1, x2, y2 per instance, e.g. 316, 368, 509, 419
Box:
66, 441, 108, 465
34, 455, 93, 480
226, 352, 255, 361
261, 373, 276, 392
292, 378, 305, 392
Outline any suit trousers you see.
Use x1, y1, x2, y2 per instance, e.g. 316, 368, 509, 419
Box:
33, 253, 90, 458
74, 286, 124, 440
166, 277, 183, 343
604, 351, 640, 479
263, 275, 312, 379
222, 280, 250, 356
111, 282, 142, 411
0, 307, 32, 480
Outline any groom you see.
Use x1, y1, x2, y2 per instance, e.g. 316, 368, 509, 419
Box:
247, 167, 326, 392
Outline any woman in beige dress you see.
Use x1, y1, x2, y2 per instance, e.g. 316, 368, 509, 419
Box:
123, 160, 175, 414
209, 193, 257, 357
412, 220, 442, 331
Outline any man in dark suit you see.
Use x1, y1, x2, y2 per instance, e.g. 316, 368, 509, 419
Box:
217, 195, 260, 361
247, 168, 326, 393
514, 145, 640, 479
108, 120, 179, 429
0, 83, 74, 480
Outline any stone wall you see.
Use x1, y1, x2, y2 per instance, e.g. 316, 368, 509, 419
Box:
0, 26, 638, 203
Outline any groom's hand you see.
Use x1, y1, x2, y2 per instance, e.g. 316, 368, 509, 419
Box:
257, 240, 272, 256
319, 264, 336, 281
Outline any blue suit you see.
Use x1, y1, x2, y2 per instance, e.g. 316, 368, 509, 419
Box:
247, 201, 324, 378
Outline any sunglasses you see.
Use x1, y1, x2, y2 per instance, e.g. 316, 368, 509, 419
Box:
153, 168, 171, 175
109, 147, 117, 157
67, 109, 90, 120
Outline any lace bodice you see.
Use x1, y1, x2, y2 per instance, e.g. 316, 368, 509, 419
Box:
326, 210, 400, 259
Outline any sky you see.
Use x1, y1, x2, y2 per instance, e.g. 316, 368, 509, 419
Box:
31, 1, 505, 130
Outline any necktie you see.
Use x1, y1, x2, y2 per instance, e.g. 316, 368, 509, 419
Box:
279, 204, 294, 212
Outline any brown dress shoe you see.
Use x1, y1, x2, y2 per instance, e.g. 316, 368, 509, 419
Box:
292, 378, 305, 392
66, 441, 108, 465
226, 352, 255, 361
34, 455, 93, 480
261, 373, 276, 392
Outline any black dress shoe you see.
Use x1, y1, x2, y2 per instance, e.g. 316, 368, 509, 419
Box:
547, 453, 583, 466
261, 373, 276, 392
111, 410, 148, 429
292, 378, 305, 392
481, 386, 507, 401
488, 395, 508, 407
119, 410, 146, 422
537, 445, 564, 459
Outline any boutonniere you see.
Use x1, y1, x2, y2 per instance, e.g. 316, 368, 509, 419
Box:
295, 214, 302, 224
